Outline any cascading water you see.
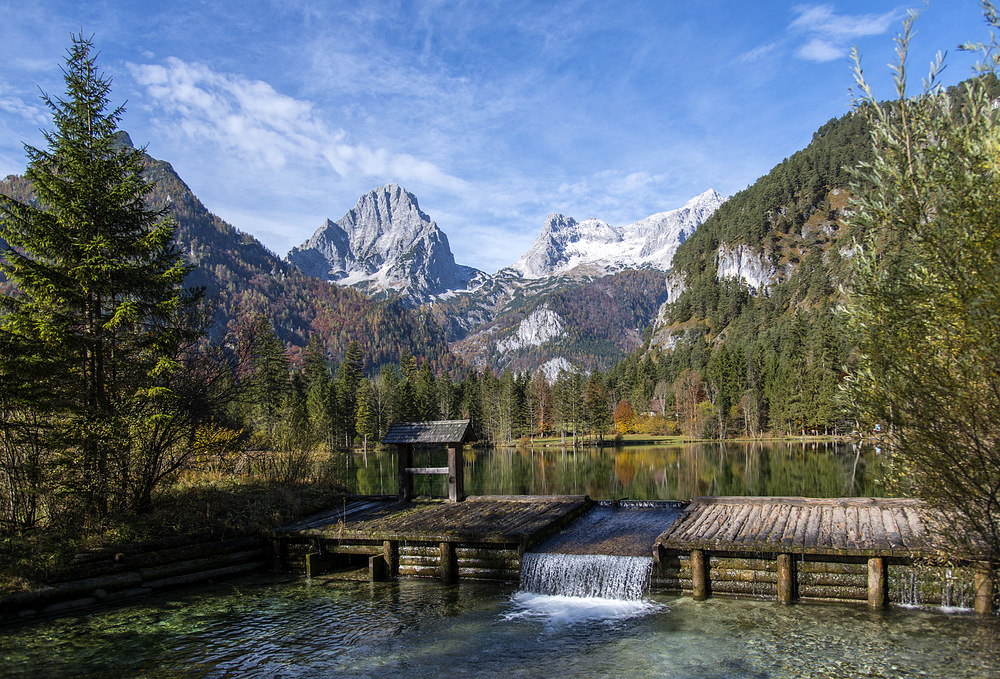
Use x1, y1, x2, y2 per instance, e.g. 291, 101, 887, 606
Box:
505, 502, 681, 624
519, 553, 654, 600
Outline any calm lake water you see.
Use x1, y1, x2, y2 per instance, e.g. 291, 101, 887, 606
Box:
5, 441, 994, 678
350, 440, 881, 500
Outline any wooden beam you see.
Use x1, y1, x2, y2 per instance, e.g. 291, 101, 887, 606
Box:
404, 467, 450, 475
398, 444, 413, 502
691, 549, 709, 601
448, 444, 465, 502
867, 557, 887, 609
440, 542, 458, 583
777, 553, 795, 605
974, 561, 994, 615
383, 540, 399, 579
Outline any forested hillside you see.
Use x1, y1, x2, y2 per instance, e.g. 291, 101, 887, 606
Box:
600, 109, 877, 438
1, 139, 460, 375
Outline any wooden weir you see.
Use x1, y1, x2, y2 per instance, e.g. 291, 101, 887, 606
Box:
275, 494, 996, 614
275, 495, 590, 583
653, 497, 996, 613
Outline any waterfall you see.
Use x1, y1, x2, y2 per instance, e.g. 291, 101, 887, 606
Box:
519, 552, 654, 601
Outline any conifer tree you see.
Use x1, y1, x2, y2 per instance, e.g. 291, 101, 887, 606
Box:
0, 34, 196, 520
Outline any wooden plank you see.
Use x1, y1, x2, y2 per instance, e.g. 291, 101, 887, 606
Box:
802, 505, 822, 548
831, 505, 848, 551
764, 504, 791, 546
845, 505, 861, 549
404, 467, 450, 475
719, 503, 754, 544
879, 507, 905, 550
902, 506, 927, 552
780, 506, 802, 548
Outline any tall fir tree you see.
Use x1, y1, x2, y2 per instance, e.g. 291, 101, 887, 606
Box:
0, 34, 197, 521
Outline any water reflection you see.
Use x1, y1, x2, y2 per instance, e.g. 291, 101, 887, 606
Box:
348, 441, 882, 500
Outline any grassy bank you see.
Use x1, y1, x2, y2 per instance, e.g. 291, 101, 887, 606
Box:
0, 456, 349, 596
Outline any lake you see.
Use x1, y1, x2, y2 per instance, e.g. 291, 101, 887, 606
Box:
4, 440, 996, 678
350, 440, 880, 499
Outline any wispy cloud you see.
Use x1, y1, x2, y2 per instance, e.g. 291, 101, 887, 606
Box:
789, 4, 907, 62
128, 57, 467, 193
735, 43, 780, 64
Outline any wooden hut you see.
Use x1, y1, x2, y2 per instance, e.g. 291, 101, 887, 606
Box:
383, 420, 477, 502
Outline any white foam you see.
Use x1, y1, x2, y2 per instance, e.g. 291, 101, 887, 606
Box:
503, 591, 663, 627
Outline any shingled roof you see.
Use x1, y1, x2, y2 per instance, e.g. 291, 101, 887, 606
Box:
382, 419, 477, 445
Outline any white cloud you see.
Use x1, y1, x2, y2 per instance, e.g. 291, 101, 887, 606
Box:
789, 4, 906, 62
795, 38, 846, 62
128, 57, 466, 192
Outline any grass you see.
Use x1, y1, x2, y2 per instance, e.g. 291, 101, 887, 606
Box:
0, 454, 350, 596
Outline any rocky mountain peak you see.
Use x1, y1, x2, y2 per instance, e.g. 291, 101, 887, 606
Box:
511, 189, 724, 279
287, 183, 482, 305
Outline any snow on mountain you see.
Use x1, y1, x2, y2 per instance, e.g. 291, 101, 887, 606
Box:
511, 189, 724, 279
287, 183, 483, 305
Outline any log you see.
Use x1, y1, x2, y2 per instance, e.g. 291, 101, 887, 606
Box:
973, 561, 995, 615
868, 557, 888, 609
138, 549, 264, 583
691, 549, 709, 601
143, 560, 267, 590
440, 542, 457, 583
778, 553, 795, 605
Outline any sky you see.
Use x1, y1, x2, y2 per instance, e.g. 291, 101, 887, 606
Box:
0, 0, 989, 274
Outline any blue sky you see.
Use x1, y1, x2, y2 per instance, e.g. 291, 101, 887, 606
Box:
0, 1, 988, 273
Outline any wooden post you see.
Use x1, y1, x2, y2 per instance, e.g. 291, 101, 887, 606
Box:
370, 554, 388, 582
271, 538, 288, 571
440, 542, 458, 583
691, 549, 709, 601
867, 557, 887, 609
777, 553, 795, 605
383, 540, 399, 579
973, 561, 994, 615
448, 444, 465, 502
398, 443, 414, 502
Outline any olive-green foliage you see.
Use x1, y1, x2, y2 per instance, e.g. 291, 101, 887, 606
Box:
844, 9, 1000, 559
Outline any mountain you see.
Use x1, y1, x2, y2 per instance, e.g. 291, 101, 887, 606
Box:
512, 189, 724, 279
287, 183, 484, 305
0, 140, 461, 374
423, 191, 723, 375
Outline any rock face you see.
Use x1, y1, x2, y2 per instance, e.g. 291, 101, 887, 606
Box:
715, 241, 777, 292
511, 189, 724, 279
287, 183, 483, 304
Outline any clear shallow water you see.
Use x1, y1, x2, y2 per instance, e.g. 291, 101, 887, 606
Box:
2, 574, 997, 678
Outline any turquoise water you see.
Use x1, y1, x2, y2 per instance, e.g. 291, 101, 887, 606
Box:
2, 574, 997, 678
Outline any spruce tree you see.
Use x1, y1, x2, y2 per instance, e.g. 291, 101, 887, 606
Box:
0, 34, 196, 520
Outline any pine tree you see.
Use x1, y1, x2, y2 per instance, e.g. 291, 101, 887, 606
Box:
0, 34, 197, 520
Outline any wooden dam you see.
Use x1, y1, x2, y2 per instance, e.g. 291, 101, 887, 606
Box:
275, 494, 997, 614
273, 421, 996, 612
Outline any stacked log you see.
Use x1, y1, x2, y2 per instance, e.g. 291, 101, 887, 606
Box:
0, 535, 268, 623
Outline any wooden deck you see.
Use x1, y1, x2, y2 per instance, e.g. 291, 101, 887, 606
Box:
280, 495, 590, 546
654, 496, 949, 559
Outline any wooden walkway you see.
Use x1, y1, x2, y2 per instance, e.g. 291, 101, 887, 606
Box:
280, 495, 589, 545
654, 496, 949, 559
275, 495, 591, 583
653, 497, 994, 613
